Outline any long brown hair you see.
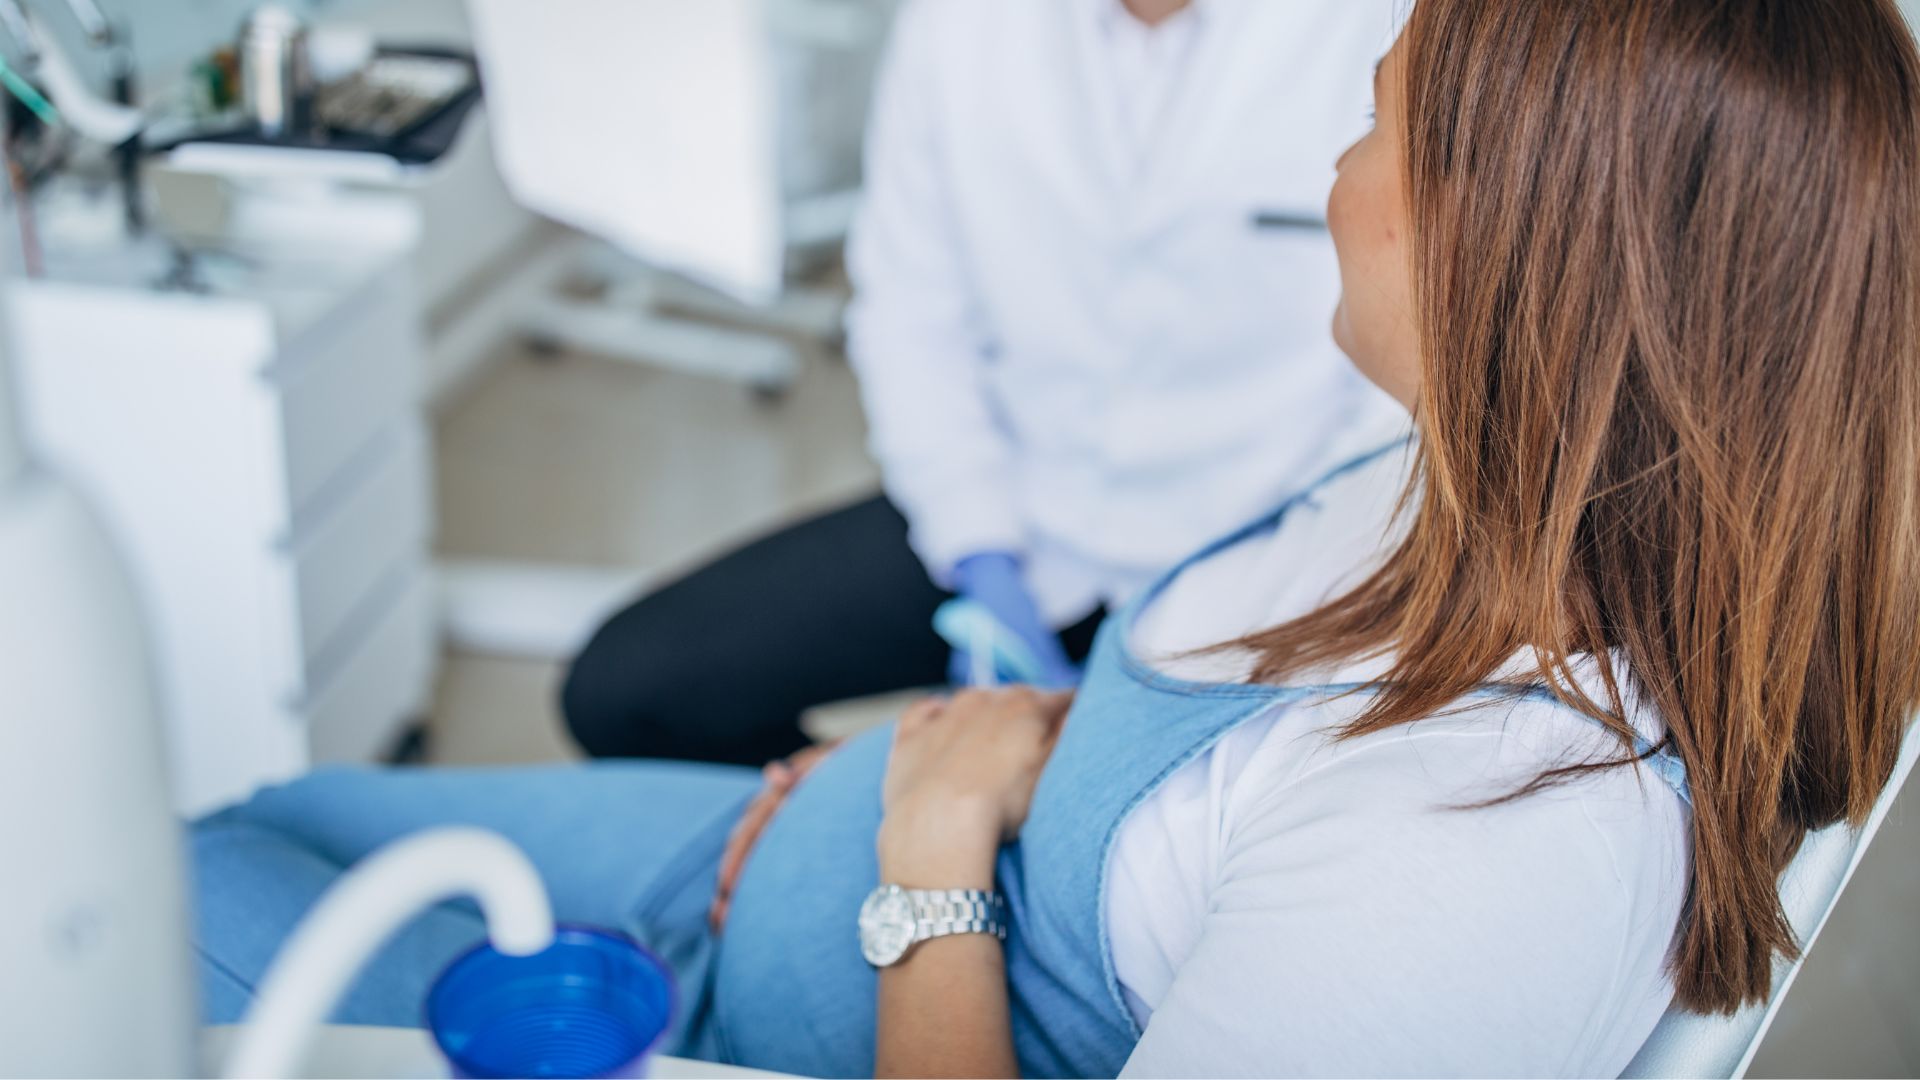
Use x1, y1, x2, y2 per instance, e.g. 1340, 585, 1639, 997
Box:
1242, 0, 1920, 1013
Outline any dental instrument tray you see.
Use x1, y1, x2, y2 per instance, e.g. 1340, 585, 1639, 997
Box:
152, 47, 482, 171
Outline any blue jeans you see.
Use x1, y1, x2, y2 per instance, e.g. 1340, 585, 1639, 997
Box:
192, 762, 760, 1053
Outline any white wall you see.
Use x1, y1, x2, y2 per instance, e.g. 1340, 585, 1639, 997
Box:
91, 0, 333, 85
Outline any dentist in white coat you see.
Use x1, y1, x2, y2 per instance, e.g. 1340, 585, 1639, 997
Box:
562, 0, 1403, 769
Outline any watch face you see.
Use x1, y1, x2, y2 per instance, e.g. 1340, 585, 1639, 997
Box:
859, 885, 916, 967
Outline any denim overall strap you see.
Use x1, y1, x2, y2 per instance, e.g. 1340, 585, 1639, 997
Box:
997, 437, 1422, 1072
1004, 429, 1686, 1071
1127, 437, 1414, 624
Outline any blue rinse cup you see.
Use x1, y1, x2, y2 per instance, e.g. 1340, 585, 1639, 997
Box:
427, 926, 676, 1079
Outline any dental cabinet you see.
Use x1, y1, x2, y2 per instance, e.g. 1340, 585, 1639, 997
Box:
8, 187, 438, 816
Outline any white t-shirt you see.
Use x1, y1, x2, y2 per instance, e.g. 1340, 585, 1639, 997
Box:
1101, 432, 1693, 1078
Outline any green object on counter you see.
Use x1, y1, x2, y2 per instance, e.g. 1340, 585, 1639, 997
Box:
0, 54, 59, 127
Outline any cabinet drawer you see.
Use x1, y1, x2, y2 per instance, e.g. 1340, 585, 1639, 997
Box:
260, 424, 432, 699
301, 567, 437, 765
270, 261, 423, 525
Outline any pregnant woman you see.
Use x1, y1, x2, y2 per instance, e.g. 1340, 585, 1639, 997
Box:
193, 1, 1920, 1075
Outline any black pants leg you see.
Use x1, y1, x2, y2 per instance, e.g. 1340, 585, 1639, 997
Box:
560, 494, 1103, 766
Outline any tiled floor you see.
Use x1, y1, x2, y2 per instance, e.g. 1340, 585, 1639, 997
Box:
429, 320, 896, 765
429, 318, 1920, 1077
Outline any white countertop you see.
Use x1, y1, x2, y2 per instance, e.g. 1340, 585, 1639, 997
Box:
201, 1024, 792, 1079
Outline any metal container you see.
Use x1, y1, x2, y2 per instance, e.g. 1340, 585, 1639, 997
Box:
239, 4, 314, 138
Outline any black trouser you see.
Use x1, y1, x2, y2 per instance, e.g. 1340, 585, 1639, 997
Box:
560, 494, 1107, 766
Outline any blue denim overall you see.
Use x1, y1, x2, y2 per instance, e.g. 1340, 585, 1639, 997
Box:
710, 440, 1687, 1078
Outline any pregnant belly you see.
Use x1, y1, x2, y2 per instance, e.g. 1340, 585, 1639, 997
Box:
710, 726, 893, 1077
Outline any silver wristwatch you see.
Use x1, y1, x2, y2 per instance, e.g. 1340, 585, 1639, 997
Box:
858, 884, 1008, 968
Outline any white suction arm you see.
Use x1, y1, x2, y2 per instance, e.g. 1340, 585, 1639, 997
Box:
0, 0, 40, 68
25, 9, 141, 144
223, 827, 557, 1080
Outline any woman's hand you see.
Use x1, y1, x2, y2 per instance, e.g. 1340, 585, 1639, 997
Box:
872, 688, 1068, 1079
709, 741, 837, 931
877, 687, 1074, 889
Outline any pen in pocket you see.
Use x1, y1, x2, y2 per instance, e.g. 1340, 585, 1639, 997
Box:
1250, 209, 1329, 231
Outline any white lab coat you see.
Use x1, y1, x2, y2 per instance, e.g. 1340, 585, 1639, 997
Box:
845, 0, 1403, 625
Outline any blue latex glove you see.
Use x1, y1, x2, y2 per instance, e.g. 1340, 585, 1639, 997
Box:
942, 552, 1080, 688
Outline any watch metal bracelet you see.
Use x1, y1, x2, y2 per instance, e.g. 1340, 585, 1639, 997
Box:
907, 887, 1008, 945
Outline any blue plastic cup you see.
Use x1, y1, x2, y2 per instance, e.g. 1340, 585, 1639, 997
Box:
427, 926, 676, 1079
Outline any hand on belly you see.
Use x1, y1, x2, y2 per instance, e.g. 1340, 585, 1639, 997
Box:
709, 739, 839, 931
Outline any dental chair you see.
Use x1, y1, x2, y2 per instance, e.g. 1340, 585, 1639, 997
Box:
462, 0, 894, 396
1620, 719, 1920, 1079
